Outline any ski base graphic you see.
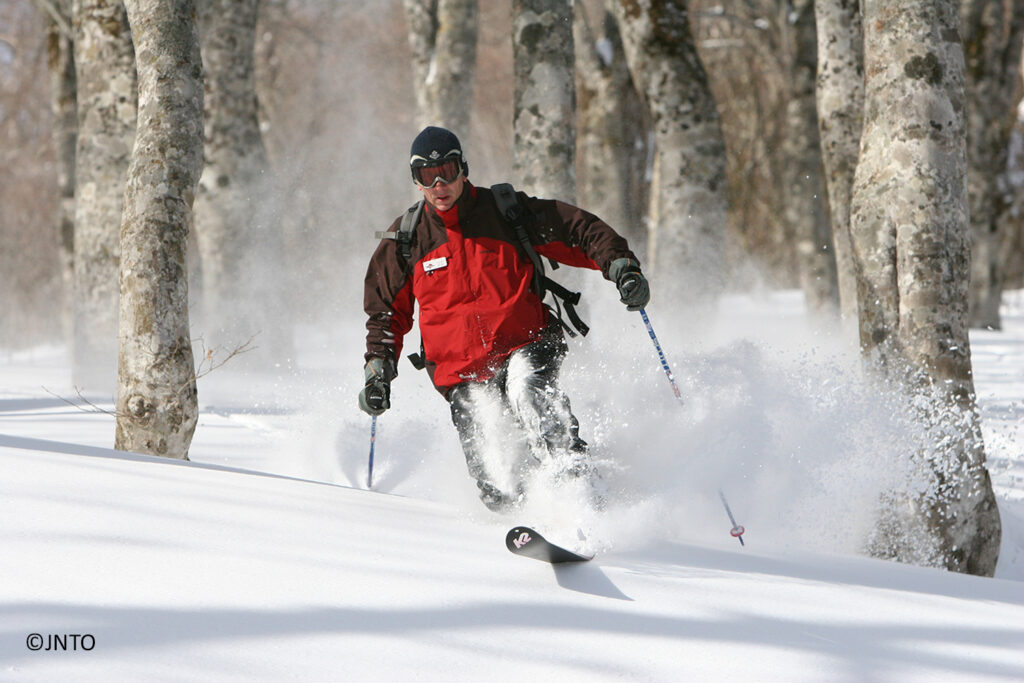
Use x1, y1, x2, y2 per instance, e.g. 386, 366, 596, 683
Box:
506, 526, 594, 564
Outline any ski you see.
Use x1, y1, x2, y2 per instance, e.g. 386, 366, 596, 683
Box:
505, 526, 594, 564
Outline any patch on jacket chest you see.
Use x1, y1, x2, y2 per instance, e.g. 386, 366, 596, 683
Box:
423, 256, 448, 273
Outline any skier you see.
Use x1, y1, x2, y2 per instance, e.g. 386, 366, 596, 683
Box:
359, 126, 649, 511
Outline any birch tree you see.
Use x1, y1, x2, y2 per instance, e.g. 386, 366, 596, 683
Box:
851, 0, 1000, 576
574, 4, 646, 245
690, 2, 794, 284
815, 0, 863, 322
115, 0, 204, 460
403, 0, 478, 136
1002, 87, 1024, 289
43, 0, 76, 323
195, 0, 290, 361
512, 0, 576, 201
782, 0, 837, 314
961, 0, 1024, 330
1, 1, 66, 346
609, 0, 728, 304
71, 0, 136, 392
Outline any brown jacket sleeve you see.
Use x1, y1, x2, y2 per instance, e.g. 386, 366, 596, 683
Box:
363, 216, 415, 367
522, 194, 640, 278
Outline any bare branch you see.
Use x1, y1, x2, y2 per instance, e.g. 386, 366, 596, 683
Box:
41, 336, 258, 421
191, 334, 259, 382
32, 0, 73, 40
43, 386, 117, 417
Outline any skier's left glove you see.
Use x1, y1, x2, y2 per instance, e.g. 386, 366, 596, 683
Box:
358, 357, 396, 416
609, 257, 650, 311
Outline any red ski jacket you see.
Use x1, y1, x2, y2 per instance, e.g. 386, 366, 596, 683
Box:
363, 182, 638, 395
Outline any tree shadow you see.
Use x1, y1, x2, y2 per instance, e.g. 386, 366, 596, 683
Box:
1, 599, 1022, 681
0, 397, 75, 413
614, 542, 1024, 606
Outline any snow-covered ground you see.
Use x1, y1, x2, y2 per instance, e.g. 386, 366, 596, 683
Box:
2, 291, 1023, 681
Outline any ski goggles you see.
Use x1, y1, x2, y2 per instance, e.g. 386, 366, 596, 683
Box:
411, 156, 464, 188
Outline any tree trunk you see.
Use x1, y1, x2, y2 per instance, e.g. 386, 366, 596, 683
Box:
71, 0, 136, 392
115, 0, 204, 460
852, 0, 1000, 576
512, 0, 576, 201
815, 0, 863, 324
690, 1, 795, 287
1001, 74, 1024, 289
45, 0, 77, 339
609, 0, 728, 306
782, 0, 838, 315
403, 0, 478, 138
195, 0, 291, 363
574, 5, 647, 248
961, 0, 1024, 330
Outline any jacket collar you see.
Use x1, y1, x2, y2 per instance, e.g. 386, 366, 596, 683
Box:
428, 181, 477, 228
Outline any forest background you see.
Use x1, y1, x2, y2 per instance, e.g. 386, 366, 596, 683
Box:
6, 0, 1023, 350
2, 0, 1023, 577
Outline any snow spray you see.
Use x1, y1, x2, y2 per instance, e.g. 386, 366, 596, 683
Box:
639, 308, 745, 546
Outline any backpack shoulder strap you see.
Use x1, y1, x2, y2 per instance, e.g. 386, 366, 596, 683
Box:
375, 199, 425, 261
491, 183, 523, 224
491, 183, 546, 287
490, 183, 588, 337
492, 183, 560, 270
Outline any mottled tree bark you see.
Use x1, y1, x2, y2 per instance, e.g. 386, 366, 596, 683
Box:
115, 0, 204, 460
45, 0, 76, 337
609, 0, 727, 305
961, 0, 1024, 329
71, 0, 136, 392
403, 0, 478, 138
815, 0, 863, 323
782, 0, 838, 315
851, 0, 1000, 576
512, 0, 576, 201
574, 5, 646, 246
195, 0, 291, 362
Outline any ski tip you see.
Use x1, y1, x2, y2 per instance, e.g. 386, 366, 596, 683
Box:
506, 526, 594, 563
506, 526, 540, 552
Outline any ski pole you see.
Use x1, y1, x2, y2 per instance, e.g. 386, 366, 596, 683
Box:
367, 415, 377, 489
719, 489, 745, 546
637, 308, 746, 545
639, 308, 684, 405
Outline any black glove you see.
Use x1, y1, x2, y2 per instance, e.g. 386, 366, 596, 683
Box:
358, 357, 396, 416
609, 257, 651, 312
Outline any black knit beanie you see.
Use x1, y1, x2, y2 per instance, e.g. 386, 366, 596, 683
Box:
409, 126, 464, 168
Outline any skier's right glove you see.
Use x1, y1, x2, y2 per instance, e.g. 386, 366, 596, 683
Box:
358, 357, 396, 416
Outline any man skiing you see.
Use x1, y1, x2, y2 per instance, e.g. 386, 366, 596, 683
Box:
360, 126, 649, 511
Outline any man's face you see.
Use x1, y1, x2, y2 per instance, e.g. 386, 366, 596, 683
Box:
417, 172, 466, 213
